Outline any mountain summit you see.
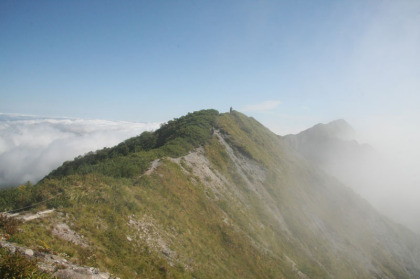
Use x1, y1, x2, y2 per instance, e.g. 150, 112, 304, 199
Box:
290, 119, 356, 142
1, 110, 419, 279
284, 119, 371, 165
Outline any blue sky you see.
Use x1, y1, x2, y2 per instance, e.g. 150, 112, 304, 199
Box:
1, 0, 420, 134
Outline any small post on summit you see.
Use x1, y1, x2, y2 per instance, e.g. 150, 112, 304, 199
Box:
230, 107, 233, 114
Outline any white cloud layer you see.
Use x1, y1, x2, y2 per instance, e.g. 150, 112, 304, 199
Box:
0, 114, 160, 187
241, 100, 281, 112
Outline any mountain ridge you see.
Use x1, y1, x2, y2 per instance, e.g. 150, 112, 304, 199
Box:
1, 109, 419, 278
287, 119, 356, 141
284, 119, 373, 165
283, 119, 420, 234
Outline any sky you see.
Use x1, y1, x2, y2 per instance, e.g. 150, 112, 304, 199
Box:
1, 0, 419, 133
1, 1, 420, 230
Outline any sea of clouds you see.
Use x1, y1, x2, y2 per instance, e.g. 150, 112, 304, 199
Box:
0, 113, 160, 187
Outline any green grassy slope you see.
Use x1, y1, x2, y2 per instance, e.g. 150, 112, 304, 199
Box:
1, 110, 419, 279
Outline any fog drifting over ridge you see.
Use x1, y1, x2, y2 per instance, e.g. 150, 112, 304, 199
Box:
0, 113, 160, 187
283, 117, 420, 234
353, 118, 420, 234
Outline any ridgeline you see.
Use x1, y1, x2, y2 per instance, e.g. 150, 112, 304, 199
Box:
1, 109, 419, 278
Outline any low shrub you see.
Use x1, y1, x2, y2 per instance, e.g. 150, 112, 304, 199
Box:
0, 248, 52, 279
0, 214, 22, 235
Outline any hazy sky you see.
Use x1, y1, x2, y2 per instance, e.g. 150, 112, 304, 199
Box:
2, 0, 419, 134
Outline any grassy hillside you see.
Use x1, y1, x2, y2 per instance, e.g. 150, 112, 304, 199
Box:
1, 109, 419, 278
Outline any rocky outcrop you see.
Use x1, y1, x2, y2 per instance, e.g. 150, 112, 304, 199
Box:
52, 223, 88, 248
0, 241, 118, 279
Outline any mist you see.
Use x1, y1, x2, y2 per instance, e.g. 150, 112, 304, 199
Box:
315, 118, 420, 234
354, 119, 420, 233
0, 113, 160, 187
342, 0, 420, 234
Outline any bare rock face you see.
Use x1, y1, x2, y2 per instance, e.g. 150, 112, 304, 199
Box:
52, 223, 88, 248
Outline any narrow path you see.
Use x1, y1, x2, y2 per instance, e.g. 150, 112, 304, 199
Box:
3, 209, 55, 222
144, 159, 161, 175
133, 159, 161, 185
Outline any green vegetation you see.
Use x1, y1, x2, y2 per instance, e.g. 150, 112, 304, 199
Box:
216, 111, 288, 167
0, 109, 419, 278
0, 215, 22, 235
0, 248, 53, 279
45, 109, 219, 179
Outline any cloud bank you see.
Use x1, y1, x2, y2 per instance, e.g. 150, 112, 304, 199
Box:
0, 114, 160, 187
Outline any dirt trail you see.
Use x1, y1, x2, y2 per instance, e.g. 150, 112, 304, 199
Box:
4, 209, 55, 222
144, 159, 161, 175
20, 209, 55, 221
133, 159, 161, 185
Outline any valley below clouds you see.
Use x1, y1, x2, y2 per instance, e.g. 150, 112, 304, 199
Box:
0, 113, 159, 187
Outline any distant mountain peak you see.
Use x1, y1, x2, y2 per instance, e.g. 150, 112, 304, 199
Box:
324, 118, 355, 138
297, 119, 356, 141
